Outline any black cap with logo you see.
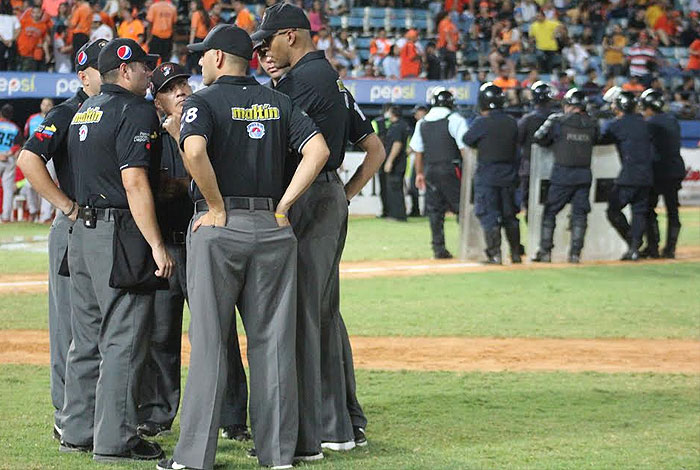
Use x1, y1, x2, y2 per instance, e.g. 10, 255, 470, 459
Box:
150, 62, 191, 96
251, 2, 311, 42
98, 38, 160, 74
75, 39, 108, 72
187, 24, 253, 60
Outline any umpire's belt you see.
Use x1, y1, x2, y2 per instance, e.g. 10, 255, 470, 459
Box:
315, 170, 339, 183
194, 196, 277, 213
167, 231, 187, 245
77, 207, 127, 222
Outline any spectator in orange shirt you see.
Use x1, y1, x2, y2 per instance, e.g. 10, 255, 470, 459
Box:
444, 0, 470, 14
687, 37, 700, 71
622, 75, 646, 94
369, 28, 392, 66
147, 0, 177, 62
400, 29, 421, 78
16, 6, 51, 71
232, 0, 255, 34
117, 7, 145, 42
188, 0, 216, 73
69, 0, 92, 67
436, 11, 459, 79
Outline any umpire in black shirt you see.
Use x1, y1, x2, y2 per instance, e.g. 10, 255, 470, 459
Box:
382, 105, 411, 221
639, 88, 686, 259
600, 89, 654, 261
464, 83, 521, 264
531, 88, 599, 263
162, 25, 329, 470
16, 39, 106, 440
253, 2, 385, 457
61, 38, 173, 461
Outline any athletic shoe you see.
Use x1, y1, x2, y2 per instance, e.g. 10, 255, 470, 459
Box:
293, 451, 324, 462
137, 422, 172, 438
271, 466, 292, 469
156, 458, 192, 470
59, 440, 92, 453
53, 424, 62, 441
221, 424, 251, 441
353, 426, 368, 447
321, 440, 356, 451
246, 448, 257, 459
93, 438, 164, 462
433, 249, 453, 259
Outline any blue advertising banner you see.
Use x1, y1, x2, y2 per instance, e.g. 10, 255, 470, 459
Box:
0, 72, 480, 105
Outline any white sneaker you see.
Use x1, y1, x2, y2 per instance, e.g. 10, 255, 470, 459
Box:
321, 440, 356, 451
293, 451, 324, 462
271, 465, 292, 469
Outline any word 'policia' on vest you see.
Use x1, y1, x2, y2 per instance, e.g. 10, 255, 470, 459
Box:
231, 104, 280, 121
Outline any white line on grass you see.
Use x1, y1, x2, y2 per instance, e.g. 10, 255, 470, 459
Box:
340, 262, 481, 274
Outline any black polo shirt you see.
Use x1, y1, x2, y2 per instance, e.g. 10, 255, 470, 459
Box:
383, 119, 411, 175
157, 129, 193, 234
67, 83, 161, 208
274, 50, 373, 172
22, 89, 89, 200
179, 75, 319, 202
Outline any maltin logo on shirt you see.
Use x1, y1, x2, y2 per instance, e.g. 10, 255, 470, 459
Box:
247, 122, 265, 139
71, 107, 104, 125
232, 104, 280, 121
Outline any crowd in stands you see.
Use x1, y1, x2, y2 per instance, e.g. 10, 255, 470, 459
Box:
0, 0, 697, 116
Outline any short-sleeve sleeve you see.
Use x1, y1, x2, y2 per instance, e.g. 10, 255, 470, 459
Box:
347, 92, 373, 144
179, 94, 214, 151
116, 102, 159, 170
22, 106, 72, 163
288, 103, 320, 153
409, 120, 424, 153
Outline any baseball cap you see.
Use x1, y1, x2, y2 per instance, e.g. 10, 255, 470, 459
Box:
76, 38, 108, 72
150, 62, 191, 96
187, 24, 253, 60
250, 2, 311, 42
98, 38, 159, 74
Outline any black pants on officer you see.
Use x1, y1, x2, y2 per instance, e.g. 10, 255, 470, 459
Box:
540, 183, 590, 257
519, 175, 530, 216
384, 170, 406, 220
407, 163, 421, 216
474, 184, 521, 262
644, 180, 682, 258
425, 165, 460, 256
607, 185, 650, 253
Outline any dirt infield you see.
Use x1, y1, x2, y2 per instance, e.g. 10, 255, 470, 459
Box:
1, 330, 698, 373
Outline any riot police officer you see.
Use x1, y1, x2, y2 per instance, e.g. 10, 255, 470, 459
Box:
517, 81, 555, 216
531, 88, 599, 263
463, 83, 521, 264
382, 105, 411, 221
411, 88, 469, 259
600, 89, 654, 261
639, 88, 686, 259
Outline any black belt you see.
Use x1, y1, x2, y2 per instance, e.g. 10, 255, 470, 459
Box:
194, 196, 277, 213
167, 231, 186, 245
315, 170, 339, 183
77, 207, 127, 222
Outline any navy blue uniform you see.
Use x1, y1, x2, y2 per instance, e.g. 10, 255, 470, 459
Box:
645, 112, 686, 257
533, 111, 599, 259
463, 110, 521, 262
382, 119, 410, 220
517, 106, 553, 212
599, 113, 654, 252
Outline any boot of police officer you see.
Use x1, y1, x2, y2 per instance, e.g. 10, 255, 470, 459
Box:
531, 88, 598, 264
464, 83, 521, 264
518, 81, 555, 219
639, 88, 685, 259
412, 88, 468, 258
16, 39, 106, 441
600, 88, 654, 261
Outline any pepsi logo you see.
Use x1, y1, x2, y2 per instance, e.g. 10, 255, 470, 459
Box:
77, 51, 87, 66
117, 45, 132, 60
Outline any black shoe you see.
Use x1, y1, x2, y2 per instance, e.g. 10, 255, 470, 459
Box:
483, 254, 502, 265
247, 448, 257, 459
433, 249, 453, 259
221, 424, 251, 441
568, 254, 581, 264
661, 247, 676, 259
531, 251, 551, 263
93, 438, 164, 462
59, 440, 92, 453
53, 424, 62, 441
511, 253, 522, 264
639, 246, 660, 259
408, 209, 421, 217
353, 426, 367, 447
620, 250, 640, 261
157, 458, 194, 470
137, 422, 171, 438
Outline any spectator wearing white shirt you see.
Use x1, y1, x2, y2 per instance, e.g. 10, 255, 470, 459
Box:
382, 44, 401, 78
89, 13, 113, 42
0, 1, 19, 71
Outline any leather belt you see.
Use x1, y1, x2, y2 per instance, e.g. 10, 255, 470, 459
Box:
77, 207, 126, 222
169, 231, 186, 245
315, 170, 339, 183
194, 196, 277, 213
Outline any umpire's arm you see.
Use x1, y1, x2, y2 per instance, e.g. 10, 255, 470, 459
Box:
345, 133, 385, 201
182, 135, 226, 230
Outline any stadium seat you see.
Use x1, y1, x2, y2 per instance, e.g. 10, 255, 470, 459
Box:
355, 37, 372, 48
368, 7, 386, 18
412, 18, 429, 30
392, 8, 410, 19
390, 17, 408, 29
329, 16, 342, 28
350, 7, 365, 17
369, 17, 385, 28
359, 49, 371, 61
412, 10, 429, 20
348, 17, 364, 28
659, 47, 676, 57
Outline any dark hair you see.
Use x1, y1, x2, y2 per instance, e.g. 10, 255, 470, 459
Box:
1, 104, 13, 119
0, 0, 12, 15
194, 0, 211, 30
388, 105, 402, 118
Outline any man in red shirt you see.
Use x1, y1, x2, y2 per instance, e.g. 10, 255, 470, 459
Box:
687, 38, 700, 71
400, 29, 421, 78
16, 6, 52, 71
436, 11, 459, 79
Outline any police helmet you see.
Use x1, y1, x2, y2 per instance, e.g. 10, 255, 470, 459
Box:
563, 88, 587, 110
639, 88, 665, 113
431, 87, 455, 109
530, 81, 554, 104
613, 90, 637, 114
478, 82, 505, 111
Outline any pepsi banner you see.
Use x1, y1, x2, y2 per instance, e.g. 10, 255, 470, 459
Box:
0, 72, 480, 105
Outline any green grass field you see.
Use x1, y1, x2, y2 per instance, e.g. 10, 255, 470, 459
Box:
0, 215, 699, 469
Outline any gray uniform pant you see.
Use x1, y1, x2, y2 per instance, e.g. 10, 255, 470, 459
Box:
62, 220, 155, 454
173, 210, 298, 469
291, 172, 366, 453
48, 212, 73, 429
0, 156, 15, 221
221, 321, 248, 428
138, 243, 187, 428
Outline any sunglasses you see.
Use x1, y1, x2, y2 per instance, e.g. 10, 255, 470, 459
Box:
263, 28, 297, 48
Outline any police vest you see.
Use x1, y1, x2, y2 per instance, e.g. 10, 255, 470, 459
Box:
419, 117, 461, 167
474, 111, 518, 164
552, 113, 597, 168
